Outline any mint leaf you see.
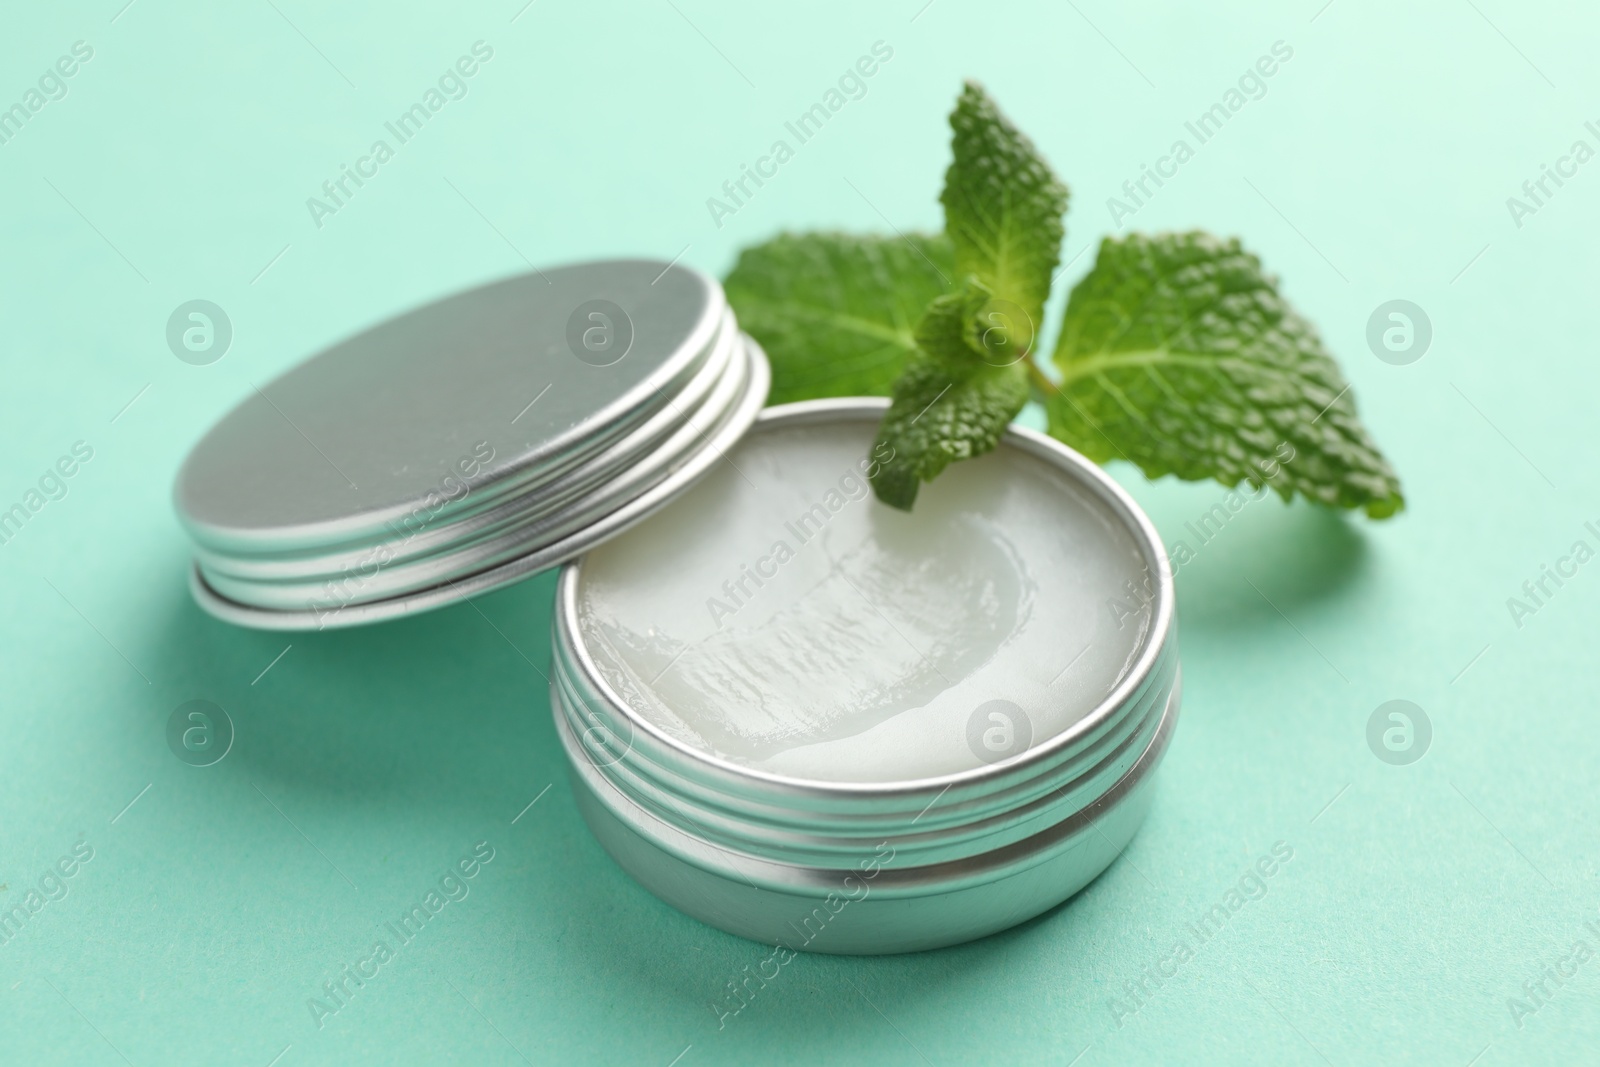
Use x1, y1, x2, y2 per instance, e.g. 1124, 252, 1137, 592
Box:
1048, 232, 1404, 518
940, 81, 1068, 329
869, 278, 1031, 510
723, 232, 953, 404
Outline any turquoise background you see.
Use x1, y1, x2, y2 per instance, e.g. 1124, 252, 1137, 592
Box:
1, 0, 1595, 1063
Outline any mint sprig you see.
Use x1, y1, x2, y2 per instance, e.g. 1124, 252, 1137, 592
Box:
724, 80, 1404, 517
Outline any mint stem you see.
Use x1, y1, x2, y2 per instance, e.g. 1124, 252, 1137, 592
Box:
1025, 361, 1059, 398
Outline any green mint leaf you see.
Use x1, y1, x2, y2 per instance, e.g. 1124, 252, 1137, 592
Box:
940, 81, 1068, 330
1048, 232, 1404, 518
869, 277, 1032, 510
723, 231, 954, 404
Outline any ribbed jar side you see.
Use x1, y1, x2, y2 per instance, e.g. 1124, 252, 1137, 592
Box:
554, 613, 1177, 870
555, 661, 1181, 900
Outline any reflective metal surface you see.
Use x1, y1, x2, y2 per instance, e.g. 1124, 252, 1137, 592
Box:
177, 259, 770, 629
552, 399, 1182, 954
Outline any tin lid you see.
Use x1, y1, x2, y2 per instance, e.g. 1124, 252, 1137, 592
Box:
175, 259, 770, 630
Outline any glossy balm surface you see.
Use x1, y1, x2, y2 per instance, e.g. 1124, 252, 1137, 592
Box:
575, 422, 1153, 782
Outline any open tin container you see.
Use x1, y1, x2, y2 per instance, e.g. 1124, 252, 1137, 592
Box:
175, 260, 1179, 955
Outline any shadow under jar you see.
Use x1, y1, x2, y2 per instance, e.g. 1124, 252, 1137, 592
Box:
552, 398, 1180, 955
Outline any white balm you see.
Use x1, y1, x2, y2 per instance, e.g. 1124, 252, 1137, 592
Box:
575, 419, 1154, 782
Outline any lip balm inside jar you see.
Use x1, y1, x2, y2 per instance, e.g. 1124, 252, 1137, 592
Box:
554, 398, 1179, 954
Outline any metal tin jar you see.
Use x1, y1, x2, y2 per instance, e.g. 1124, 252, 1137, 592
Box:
551, 399, 1180, 955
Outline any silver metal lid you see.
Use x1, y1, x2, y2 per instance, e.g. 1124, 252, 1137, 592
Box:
176, 259, 770, 630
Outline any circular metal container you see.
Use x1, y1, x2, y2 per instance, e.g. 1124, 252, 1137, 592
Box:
176, 260, 768, 630
552, 399, 1180, 955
